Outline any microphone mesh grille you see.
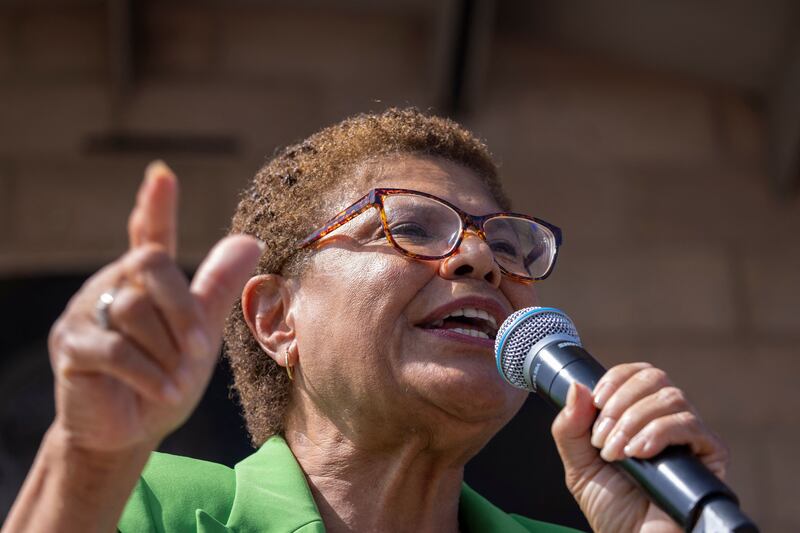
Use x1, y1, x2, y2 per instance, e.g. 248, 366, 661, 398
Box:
495, 307, 581, 388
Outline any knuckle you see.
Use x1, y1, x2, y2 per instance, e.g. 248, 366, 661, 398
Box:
56, 351, 79, 375
606, 362, 640, 380
658, 386, 687, 408
637, 367, 669, 386
623, 362, 653, 374
58, 330, 81, 359
112, 288, 149, 321
133, 244, 173, 273
52, 330, 84, 374
55, 334, 77, 365
57, 354, 78, 374
146, 227, 172, 245
675, 410, 698, 428
48, 317, 67, 352
617, 412, 637, 432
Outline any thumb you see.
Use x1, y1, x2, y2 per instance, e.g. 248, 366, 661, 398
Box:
190, 235, 265, 342
551, 383, 600, 480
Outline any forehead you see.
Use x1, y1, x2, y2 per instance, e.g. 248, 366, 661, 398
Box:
348, 155, 502, 215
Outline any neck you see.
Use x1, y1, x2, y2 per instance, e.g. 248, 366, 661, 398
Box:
284, 410, 473, 533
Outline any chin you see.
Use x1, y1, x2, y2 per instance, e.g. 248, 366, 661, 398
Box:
418, 391, 525, 457
415, 365, 527, 428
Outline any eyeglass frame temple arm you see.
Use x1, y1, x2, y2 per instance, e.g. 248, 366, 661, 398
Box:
298, 191, 377, 249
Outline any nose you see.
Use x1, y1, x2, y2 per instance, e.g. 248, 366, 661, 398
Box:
438, 232, 501, 287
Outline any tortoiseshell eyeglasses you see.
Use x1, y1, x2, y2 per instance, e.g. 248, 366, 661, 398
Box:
298, 188, 563, 282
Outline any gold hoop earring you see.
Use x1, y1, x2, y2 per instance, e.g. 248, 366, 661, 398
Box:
284, 348, 294, 381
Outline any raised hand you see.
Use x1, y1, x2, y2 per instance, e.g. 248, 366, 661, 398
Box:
551, 364, 729, 532
48, 161, 263, 452
3, 162, 263, 533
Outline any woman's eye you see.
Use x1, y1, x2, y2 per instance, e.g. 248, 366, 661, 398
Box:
391, 222, 430, 238
489, 240, 519, 257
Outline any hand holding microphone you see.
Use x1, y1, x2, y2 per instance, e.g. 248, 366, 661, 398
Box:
495, 307, 758, 533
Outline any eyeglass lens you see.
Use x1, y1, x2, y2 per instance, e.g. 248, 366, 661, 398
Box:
381, 193, 554, 279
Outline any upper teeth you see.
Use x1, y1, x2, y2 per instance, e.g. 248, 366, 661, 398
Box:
441, 307, 498, 329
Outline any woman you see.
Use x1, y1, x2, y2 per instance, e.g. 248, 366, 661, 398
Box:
3, 109, 727, 532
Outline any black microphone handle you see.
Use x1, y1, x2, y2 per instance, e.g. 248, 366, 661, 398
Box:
532, 341, 758, 533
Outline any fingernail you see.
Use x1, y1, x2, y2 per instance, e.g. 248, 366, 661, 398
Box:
566, 382, 577, 407
162, 381, 182, 404
625, 436, 652, 457
593, 382, 610, 407
591, 417, 615, 448
256, 239, 266, 252
601, 431, 627, 462
641, 439, 653, 454
624, 436, 641, 456
186, 327, 211, 358
146, 159, 172, 179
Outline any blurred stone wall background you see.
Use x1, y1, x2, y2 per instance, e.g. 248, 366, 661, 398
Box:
1, 1, 799, 530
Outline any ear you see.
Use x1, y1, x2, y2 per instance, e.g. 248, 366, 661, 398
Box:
241, 274, 296, 368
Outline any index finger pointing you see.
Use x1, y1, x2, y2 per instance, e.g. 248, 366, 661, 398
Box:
127, 160, 179, 257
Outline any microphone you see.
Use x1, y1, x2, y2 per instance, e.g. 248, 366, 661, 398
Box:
494, 306, 758, 533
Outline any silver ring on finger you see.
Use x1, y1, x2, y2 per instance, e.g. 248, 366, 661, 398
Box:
94, 288, 119, 330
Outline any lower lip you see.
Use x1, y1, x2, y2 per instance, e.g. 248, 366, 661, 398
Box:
419, 327, 496, 349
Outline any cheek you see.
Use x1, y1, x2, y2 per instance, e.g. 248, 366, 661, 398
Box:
295, 249, 433, 367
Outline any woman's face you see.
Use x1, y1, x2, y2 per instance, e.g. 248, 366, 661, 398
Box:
290, 155, 537, 451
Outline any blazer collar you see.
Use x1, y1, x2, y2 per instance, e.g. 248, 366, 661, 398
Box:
226, 435, 531, 533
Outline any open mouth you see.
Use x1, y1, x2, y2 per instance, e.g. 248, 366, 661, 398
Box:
420, 307, 499, 341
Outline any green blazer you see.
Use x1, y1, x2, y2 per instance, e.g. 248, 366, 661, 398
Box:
119, 436, 582, 533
